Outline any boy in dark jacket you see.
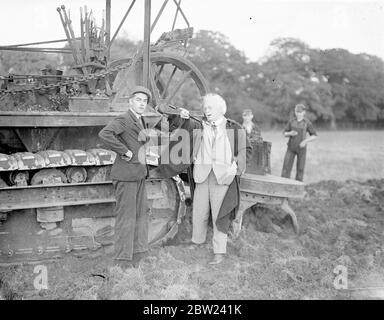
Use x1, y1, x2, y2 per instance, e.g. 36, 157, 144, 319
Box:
281, 104, 317, 182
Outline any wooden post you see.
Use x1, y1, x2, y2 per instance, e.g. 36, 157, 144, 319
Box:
80, 7, 86, 61
143, 0, 151, 88
84, 6, 91, 62
105, 0, 111, 58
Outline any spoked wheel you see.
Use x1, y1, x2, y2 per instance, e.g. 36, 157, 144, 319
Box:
109, 52, 209, 113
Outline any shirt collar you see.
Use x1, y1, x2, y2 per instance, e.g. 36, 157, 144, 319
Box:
207, 116, 226, 127
129, 108, 142, 119
294, 116, 305, 122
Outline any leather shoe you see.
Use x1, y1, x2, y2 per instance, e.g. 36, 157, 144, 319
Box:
132, 251, 149, 266
188, 243, 205, 250
133, 251, 148, 261
208, 254, 225, 265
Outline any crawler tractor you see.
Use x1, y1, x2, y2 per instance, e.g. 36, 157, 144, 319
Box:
0, 0, 304, 265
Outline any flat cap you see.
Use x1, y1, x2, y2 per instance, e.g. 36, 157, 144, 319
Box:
124, 86, 152, 102
242, 109, 253, 116
295, 104, 307, 112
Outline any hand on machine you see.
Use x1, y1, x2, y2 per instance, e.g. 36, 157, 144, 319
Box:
156, 103, 196, 121
179, 107, 190, 119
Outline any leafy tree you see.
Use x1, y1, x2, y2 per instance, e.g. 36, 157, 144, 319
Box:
188, 30, 266, 122
109, 37, 139, 61
253, 38, 334, 126
312, 48, 384, 124
0, 51, 60, 75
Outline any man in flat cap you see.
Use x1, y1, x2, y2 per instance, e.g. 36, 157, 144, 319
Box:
281, 103, 317, 181
99, 86, 152, 268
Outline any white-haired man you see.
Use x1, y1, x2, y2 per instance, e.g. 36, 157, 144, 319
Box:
178, 93, 252, 265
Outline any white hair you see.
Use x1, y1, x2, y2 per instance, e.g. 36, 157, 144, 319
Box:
202, 93, 227, 115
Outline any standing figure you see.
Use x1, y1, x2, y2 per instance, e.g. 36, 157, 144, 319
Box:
178, 94, 251, 265
98, 86, 152, 268
281, 104, 317, 182
241, 109, 263, 142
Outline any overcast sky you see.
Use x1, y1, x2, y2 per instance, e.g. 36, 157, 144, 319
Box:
0, 0, 383, 62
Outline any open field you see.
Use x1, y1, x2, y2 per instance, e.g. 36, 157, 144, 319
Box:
1, 130, 383, 300
263, 130, 384, 184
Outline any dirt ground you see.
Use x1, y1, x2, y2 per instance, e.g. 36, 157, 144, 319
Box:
1, 178, 383, 300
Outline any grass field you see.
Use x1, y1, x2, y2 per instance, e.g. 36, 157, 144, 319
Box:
262, 130, 384, 183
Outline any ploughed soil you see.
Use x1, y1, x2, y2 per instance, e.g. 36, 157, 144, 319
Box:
1, 179, 383, 300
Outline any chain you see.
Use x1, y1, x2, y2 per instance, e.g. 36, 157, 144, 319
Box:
0, 60, 133, 97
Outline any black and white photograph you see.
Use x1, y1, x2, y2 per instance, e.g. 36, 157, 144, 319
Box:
0, 0, 383, 304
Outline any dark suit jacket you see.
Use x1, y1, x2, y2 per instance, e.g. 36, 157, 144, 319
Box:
98, 109, 148, 181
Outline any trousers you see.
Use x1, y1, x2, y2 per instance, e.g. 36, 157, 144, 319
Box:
112, 179, 148, 261
192, 170, 229, 254
281, 147, 307, 182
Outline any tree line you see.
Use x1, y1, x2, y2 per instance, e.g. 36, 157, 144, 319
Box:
188, 31, 384, 129
1, 30, 384, 129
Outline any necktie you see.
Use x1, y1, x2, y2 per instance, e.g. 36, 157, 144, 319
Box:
139, 116, 146, 129
212, 122, 217, 136
211, 122, 218, 149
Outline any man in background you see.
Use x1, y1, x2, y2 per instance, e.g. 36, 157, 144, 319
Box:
281, 103, 317, 182
241, 109, 263, 142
